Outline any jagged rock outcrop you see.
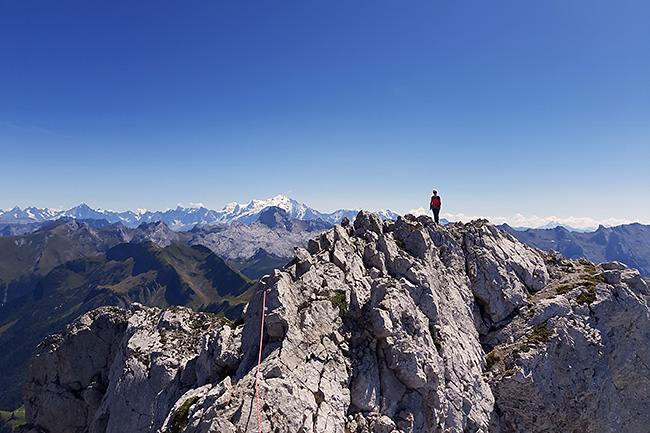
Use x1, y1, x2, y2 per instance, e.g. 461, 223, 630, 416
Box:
484, 257, 650, 432
22, 305, 241, 433
123, 221, 186, 248
20, 212, 650, 433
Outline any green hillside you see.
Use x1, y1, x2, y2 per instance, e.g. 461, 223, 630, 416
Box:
0, 220, 128, 303
0, 407, 24, 433
0, 241, 255, 411
34, 242, 253, 309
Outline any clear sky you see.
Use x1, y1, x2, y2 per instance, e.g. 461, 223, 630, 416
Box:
1, 1, 648, 228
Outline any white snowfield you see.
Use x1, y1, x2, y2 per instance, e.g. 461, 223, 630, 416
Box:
0, 195, 399, 230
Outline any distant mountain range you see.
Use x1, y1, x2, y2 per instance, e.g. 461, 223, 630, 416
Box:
2, 204, 650, 417
189, 206, 333, 258
499, 223, 650, 278
505, 222, 597, 232
0, 195, 399, 231
0, 207, 335, 305
0, 206, 337, 410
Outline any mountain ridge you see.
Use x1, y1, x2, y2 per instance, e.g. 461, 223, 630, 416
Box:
0, 207, 333, 307
0, 195, 399, 230
17, 212, 650, 433
499, 222, 650, 277
0, 219, 192, 305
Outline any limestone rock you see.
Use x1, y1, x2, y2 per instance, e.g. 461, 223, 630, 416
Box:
462, 221, 549, 323
22, 305, 240, 433
21, 212, 650, 433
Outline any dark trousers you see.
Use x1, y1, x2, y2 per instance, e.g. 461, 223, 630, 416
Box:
432, 208, 440, 223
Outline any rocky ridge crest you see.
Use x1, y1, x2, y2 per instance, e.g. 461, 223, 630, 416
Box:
19, 212, 650, 432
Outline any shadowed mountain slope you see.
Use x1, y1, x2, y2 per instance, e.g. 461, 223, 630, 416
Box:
0, 242, 253, 410
0, 219, 190, 304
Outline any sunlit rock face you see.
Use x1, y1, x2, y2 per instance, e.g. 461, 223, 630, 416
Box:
20, 212, 650, 433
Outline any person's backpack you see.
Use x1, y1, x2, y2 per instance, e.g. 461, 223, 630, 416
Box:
430, 196, 441, 209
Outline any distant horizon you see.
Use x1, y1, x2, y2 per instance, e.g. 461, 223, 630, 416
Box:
2, 2, 648, 229
0, 194, 645, 231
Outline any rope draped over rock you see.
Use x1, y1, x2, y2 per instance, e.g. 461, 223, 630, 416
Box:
255, 283, 267, 433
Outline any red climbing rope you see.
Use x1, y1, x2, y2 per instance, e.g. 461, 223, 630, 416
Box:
255, 287, 267, 433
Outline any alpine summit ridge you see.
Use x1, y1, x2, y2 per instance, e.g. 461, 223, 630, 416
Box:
18, 212, 650, 433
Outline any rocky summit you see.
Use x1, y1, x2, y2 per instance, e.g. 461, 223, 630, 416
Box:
19, 212, 650, 433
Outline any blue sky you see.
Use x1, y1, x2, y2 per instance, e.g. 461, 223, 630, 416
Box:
1, 1, 648, 227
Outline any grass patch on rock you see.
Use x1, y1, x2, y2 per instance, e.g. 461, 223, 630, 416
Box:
318, 290, 348, 314
330, 290, 348, 313
485, 351, 500, 370
528, 322, 553, 345
576, 288, 596, 305
0, 406, 25, 431
519, 322, 553, 353
167, 396, 199, 433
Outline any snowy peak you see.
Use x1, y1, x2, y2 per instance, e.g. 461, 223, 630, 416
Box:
217, 195, 321, 225
0, 196, 400, 231
65, 203, 109, 220
0, 205, 60, 222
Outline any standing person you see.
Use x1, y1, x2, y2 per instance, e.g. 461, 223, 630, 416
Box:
430, 190, 441, 224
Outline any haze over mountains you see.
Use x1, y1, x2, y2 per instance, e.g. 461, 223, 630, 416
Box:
0, 195, 398, 231
2, 199, 650, 430
3, 192, 650, 280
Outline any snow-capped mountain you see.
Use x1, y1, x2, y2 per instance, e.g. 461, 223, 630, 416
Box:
0, 205, 62, 222
0, 195, 400, 231
215, 195, 325, 224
